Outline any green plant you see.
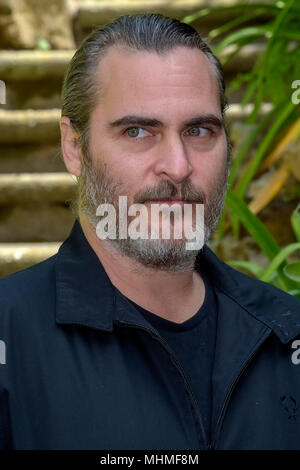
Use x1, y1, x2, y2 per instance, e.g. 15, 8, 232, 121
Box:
226, 195, 300, 297
183, 1, 300, 297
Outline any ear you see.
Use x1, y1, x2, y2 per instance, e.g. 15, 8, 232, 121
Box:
60, 116, 82, 177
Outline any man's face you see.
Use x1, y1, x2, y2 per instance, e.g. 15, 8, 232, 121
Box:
78, 45, 229, 271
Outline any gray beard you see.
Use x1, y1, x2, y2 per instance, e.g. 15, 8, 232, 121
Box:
74, 149, 229, 272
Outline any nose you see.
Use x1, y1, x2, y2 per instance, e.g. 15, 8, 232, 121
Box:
153, 133, 193, 185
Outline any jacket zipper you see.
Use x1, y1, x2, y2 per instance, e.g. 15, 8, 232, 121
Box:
116, 320, 272, 450
115, 319, 209, 449
208, 328, 272, 450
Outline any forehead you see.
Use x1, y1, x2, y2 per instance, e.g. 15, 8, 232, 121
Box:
92, 45, 221, 120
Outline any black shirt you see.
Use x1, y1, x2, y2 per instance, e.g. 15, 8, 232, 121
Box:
120, 268, 218, 444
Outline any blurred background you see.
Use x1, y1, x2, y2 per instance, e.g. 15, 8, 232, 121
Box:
0, 0, 299, 296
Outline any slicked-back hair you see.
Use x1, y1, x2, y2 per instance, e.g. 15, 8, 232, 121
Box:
61, 13, 228, 158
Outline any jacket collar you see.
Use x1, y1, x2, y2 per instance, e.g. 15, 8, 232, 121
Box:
55, 218, 115, 332
198, 246, 300, 344
55, 218, 300, 343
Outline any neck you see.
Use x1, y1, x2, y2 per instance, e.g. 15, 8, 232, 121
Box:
79, 213, 205, 323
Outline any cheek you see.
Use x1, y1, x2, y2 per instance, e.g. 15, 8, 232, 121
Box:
109, 158, 145, 186
209, 155, 229, 196
193, 145, 228, 192
103, 145, 152, 187
103, 158, 146, 201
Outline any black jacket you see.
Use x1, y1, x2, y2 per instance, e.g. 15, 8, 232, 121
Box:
0, 218, 300, 450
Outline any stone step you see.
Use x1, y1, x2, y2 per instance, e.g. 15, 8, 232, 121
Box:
0, 173, 76, 243
0, 172, 76, 204
0, 143, 65, 173
74, 0, 269, 37
0, 109, 60, 143
0, 44, 263, 82
0, 203, 75, 243
0, 242, 61, 278
0, 44, 264, 109
75, 0, 231, 28
0, 103, 273, 144
0, 51, 74, 81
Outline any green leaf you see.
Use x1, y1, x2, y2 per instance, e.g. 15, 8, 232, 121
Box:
228, 108, 275, 186
181, 3, 283, 25
250, 0, 296, 117
208, 12, 263, 40
287, 289, 300, 299
241, 75, 260, 110
181, 8, 211, 24
227, 260, 265, 278
213, 26, 269, 55
260, 243, 300, 282
36, 38, 51, 51
283, 263, 300, 282
291, 203, 300, 242
236, 100, 296, 199
226, 190, 280, 260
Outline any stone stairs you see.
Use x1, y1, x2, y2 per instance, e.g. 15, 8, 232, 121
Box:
0, 0, 270, 277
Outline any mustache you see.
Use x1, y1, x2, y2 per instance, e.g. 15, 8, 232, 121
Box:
133, 179, 206, 205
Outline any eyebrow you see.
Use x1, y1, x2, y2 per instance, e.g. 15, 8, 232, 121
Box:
107, 114, 224, 131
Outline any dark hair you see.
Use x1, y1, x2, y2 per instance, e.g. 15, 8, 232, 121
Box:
61, 13, 228, 155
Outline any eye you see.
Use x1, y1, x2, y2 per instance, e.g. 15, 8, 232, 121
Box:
125, 127, 149, 139
186, 127, 212, 137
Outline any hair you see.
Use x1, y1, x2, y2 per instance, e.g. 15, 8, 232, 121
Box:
61, 13, 229, 158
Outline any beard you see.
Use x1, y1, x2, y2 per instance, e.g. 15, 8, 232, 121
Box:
74, 145, 230, 272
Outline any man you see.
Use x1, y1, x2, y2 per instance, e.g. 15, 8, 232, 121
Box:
0, 13, 299, 450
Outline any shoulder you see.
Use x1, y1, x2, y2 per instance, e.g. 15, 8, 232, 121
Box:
200, 245, 300, 312
0, 254, 58, 324
226, 261, 300, 309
